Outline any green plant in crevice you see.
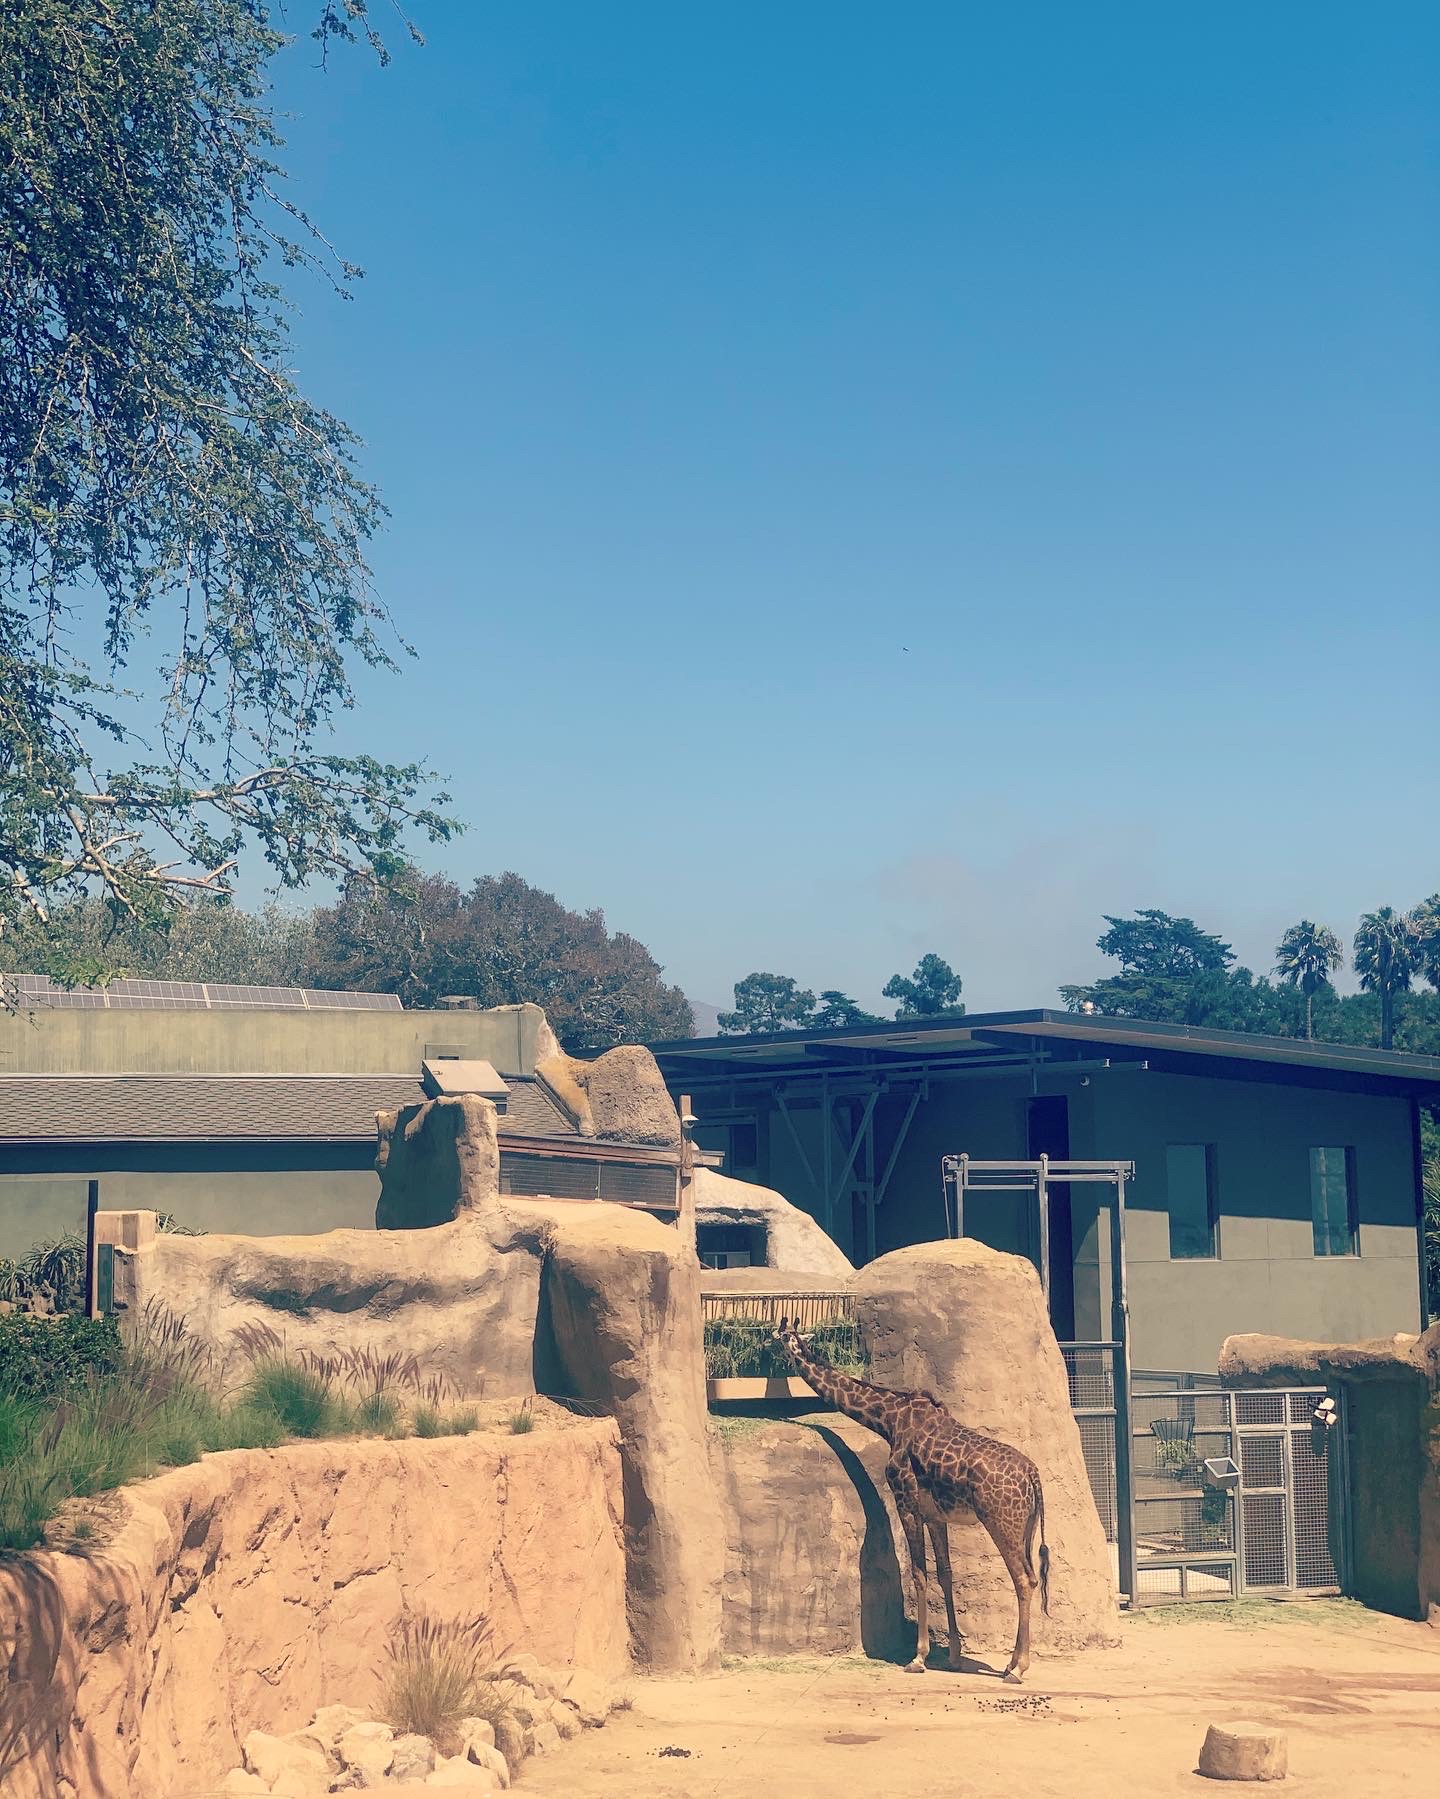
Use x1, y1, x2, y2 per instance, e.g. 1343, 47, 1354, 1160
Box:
508, 1399, 535, 1435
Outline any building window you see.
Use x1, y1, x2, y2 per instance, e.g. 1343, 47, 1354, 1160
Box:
1310, 1147, 1357, 1257
1166, 1143, 1217, 1259
692, 1115, 759, 1179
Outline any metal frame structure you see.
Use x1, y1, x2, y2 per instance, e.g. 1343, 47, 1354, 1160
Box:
940, 1154, 1139, 1597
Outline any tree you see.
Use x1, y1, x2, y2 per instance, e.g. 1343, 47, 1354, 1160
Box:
2, 894, 315, 991
1353, 908, 1416, 1051
811, 990, 884, 1030
306, 869, 693, 1051
1412, 894, 1440, 994
883, 953, 964, 1020
718, 972, 817, 1036
1274, 921, 1345, 1041
1, 1, 451, 965
1423, 1107, 1440, 1320
1060, 910, 1239, 1023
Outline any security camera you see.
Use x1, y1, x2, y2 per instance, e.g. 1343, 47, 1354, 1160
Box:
680, 1110, 699, 1130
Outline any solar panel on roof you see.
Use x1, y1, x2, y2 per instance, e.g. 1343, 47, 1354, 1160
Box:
304, 989, 402, 1011
4, 974, 402, 1011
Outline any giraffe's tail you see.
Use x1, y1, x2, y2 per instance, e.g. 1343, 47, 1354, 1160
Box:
1028, 1482, 1051, 1618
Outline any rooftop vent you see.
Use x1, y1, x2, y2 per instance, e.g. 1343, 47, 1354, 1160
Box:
436, 995, 480, 1011
420, 1058, 509, 1112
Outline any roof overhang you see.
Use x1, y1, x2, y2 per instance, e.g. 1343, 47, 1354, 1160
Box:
647, 1008, 1440, 1096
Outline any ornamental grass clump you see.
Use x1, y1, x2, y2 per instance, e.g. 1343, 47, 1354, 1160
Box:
377, 1612, 510, 1757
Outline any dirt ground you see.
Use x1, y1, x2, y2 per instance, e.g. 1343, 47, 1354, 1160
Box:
520, 1601, 1440, 1798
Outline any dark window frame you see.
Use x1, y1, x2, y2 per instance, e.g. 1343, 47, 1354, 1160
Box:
1309, 1145, 1359, 1258
1165, 1141, 1219, 1261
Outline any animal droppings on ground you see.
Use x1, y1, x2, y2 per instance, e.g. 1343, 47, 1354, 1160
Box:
657, 1744, 692, 1757
974, 1692, 1053, 1717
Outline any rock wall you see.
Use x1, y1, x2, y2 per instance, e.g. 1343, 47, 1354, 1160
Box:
539, 1203, 724, 1673
851, 1238, 1120, 1651
0, 1424, 627, 1799
690, 1167, 856, 1280
714, 1416, 910, 1660
1221, 1324, 1440, 1625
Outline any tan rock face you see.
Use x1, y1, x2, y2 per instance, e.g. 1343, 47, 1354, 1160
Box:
0, 1425, 627, 1799
539, 1203, 723, 1673
851, 1237, 1120, 1651
376, 1093, 502, 1229
690, 1168, 856, 1280
715, 1416, 909, 1659
535, 1045, 681, 1147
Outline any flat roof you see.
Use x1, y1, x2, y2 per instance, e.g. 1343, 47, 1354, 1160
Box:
647, 1008, 1440, 1094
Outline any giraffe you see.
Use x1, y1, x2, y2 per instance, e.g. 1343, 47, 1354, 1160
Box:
773, 1318, 1051, 1681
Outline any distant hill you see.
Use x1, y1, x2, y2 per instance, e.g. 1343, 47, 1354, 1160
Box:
687, 1000, 722, 1038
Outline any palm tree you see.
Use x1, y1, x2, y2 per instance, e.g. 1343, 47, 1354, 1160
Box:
1352, 907, 1417, 1050
1274, 921, 1344, 1041
1410, 893, 1440, 994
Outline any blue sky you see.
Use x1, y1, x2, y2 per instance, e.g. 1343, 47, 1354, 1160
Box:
264, 2, 1438, 1015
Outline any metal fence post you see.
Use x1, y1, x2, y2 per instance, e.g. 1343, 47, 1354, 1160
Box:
1111, 1169, 1137, 1602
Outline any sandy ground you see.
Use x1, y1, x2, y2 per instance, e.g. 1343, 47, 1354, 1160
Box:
520, 1601, 1440, 1798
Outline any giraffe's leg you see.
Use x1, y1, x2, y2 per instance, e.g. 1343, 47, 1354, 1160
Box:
928, 1521, 965, 1671
886, 1460, 930, 1673
994, 1535, 1037, 1682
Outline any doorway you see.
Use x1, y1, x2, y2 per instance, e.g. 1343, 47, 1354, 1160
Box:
1027, 1096, 1075, 1339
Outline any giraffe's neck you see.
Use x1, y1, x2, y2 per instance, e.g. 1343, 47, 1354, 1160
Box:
785, 1340, 902, 1440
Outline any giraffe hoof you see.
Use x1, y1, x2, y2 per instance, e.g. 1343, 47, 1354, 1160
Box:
1003, 1668, 1025, 1685
904, 1657, 928, 1675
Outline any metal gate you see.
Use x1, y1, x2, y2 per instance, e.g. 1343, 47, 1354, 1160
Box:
1058, 1357, 1345, 1606
1129, 1382, 1344, 1605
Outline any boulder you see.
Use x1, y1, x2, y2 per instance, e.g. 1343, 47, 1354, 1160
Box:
690, 1167, 855, 1279
389, 1733, 437, 1781
457, 1716, 496, 1751
309, 1706, 371, 1748
545, 1698, 580, 1740
852, 1238, 1120, 1652
1197, 1722, 1289, 1781
464, 1739, 511, 1788
337, 1721, 395, 1784
560, 1669, 612, 1728
541, 1202, 724, 1671
526, 1719, 562, 1757
492, 1713, 527, 1772
243, 1730, 330, 1789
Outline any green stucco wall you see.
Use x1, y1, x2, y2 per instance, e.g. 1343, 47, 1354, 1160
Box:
0, 1002, 549, 1077
0, 1147, 380, 1258
731, 1062, 1422, 1374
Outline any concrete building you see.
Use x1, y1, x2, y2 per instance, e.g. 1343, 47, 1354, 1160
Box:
650, 1011, 1439, 1371
0, 982, 683, 1255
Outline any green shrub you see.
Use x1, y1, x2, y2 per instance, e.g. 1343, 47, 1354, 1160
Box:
377, 1613, 507, 1757
412, 1404, 444, 1438
16, 1234, 87, 1310
242, 1357, 339, 1438
448, 1407, 478, 1436
0, 1314, 122, 1400
357, 1390, 401, 1435
508, 1401, 535, 1435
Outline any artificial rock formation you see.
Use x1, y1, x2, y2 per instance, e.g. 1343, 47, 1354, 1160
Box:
690, 1166, 856, 1280
1221, 1324, 1440, 1624
539, 1203, 723, 1673
0, 1425, 626, 1799
850, 1237, 1120, 1652
534, 1044, 681, 1146
714, 1415, 910, 1660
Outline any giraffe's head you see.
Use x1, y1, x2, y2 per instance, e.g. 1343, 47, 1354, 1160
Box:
771, 1316, 812, 1363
